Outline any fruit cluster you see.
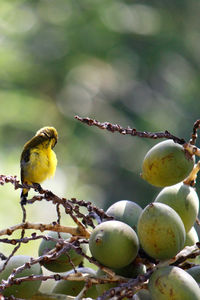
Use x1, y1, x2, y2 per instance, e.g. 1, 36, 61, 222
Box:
87, 140, 200, 299
0, 135, 200, 299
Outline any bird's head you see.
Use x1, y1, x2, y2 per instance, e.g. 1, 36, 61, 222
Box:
36, 127, 58, 148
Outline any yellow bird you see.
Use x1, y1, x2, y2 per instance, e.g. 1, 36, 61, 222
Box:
20, 126, 58, 204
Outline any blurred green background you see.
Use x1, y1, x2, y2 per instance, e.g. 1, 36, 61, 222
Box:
0, 0, 200, 263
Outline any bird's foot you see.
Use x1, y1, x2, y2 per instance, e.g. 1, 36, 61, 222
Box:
33, 183, 43, 193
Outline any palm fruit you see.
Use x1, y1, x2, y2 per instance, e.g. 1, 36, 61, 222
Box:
106, 200, 142, 232
0, 255, 42, 299
149, 266, 200, 300
95, 269, 117, 296
38, 231, 87, 272
133, 289, 152, 300
187, 266, 200, 283
52, 267, 98, 298
113, 261, 146, 278
137, 202, 185, 260
184, 226, 199, 247
89, 220, 139, 268
154, 182, 199, 232
141, 140, 194, 187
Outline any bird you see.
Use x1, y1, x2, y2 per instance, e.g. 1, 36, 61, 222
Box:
20, 126, 58, 204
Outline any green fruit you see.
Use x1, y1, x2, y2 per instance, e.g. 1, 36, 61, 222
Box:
96, 269, 129, 299
142, 140, 194, 187
137, 203, 185, 260
38, 231, 87, 273
133, 289, 152, 300
106, 200, 142, 232
52, 267, 98, 298
96, 269, 117, 296
154, 183, 199, 232
184, 226, 199, 247
149, 266, 200, 300
113, 261, 146, 278
184, 227, 199, 264
89, 220, 139, 268
187, 266, 200, 283
0, 255, 42, 298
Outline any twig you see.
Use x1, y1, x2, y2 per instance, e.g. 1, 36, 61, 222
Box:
189, 119, 200, 145
74, 116, 186, 144
183, 161, 200, 186
0, 222, 90, 239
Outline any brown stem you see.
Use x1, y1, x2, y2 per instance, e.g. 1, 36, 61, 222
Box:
74, 116, 186, 144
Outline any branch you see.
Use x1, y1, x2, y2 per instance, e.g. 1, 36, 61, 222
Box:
189, 119, 200, 145
74, 116, 186, 144
0, 222, 90, 239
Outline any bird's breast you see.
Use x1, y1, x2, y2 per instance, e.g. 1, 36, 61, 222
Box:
23, 145, 57, 184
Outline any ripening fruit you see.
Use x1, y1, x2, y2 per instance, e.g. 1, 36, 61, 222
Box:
52, 267, 98, 298
133, 289, 152, 300
154, 183, 199, 232
141, 140, 194, 187
106, 200, 142, 232
187, 266, 200, 283
149, 266, 200, 300
184, 227, 199, 264
184, 226, 199, 247
137, 203, 185, 260
0, 255, 42, 298
113, 261, 146, 278
96, 269, 117, 296
89, 220, 139, 268
96, 269, 131, 299
38, 231, 87, 273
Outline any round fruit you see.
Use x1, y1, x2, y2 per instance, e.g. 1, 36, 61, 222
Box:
137, 202, 186, 260
38, 231, 87, 272
52, 267, 98, 298
187, 266, 200, 283
96, 269, 117, 296
154, 182, 199, 232
184, 226, 199, 247
113, 261, 146, 278
106, 200, 142, 232
89, 220, 139, 268
141, 140, 194, 187
133, 289, 152, 300
149, 266, 200, 300
184, 227, 199, 264
0, 255, 42, 298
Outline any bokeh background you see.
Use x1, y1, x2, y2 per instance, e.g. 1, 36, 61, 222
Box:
0, 0, 200, 279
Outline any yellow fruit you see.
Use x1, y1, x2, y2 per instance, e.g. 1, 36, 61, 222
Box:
142, 140, 194, 187
137, 202, 185, 260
